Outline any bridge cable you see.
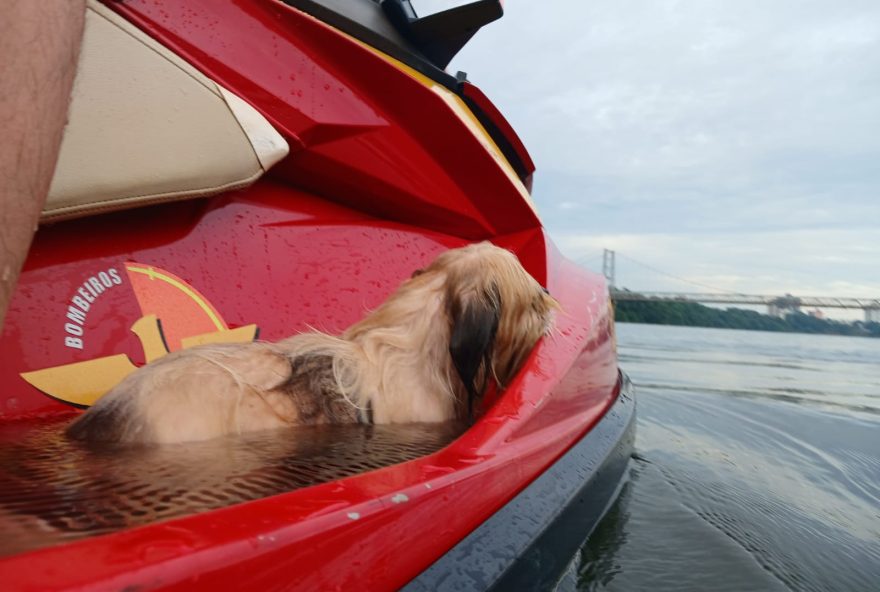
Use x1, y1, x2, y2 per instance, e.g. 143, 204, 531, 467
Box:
614, 252, 744, 295
574, 252, 604, 267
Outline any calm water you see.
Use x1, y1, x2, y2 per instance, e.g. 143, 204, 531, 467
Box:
570, 324, 880, 591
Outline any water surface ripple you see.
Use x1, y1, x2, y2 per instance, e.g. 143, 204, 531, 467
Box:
573, 324, 880, 592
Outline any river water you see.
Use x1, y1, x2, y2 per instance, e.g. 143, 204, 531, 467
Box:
571, 323, 880, 591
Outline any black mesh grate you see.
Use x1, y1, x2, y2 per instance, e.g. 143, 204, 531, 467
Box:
0, 416, 463, 557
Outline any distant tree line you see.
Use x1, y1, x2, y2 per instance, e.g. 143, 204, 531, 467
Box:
614, 299, 880, 338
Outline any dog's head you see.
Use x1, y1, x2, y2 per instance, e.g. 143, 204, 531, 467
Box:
415, 242, 558, 418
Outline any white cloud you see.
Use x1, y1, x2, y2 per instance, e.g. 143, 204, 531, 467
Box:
451, 0, 880, 310
554, 228, 880, 299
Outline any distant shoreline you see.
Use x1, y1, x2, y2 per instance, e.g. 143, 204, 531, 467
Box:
614, 299, 880, 338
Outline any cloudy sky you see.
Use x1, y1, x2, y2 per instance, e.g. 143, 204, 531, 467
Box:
427, 0, 880, 313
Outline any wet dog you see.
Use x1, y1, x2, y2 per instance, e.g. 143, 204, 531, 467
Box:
67, 242, 557, 444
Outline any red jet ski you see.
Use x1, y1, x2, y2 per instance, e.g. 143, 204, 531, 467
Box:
0, 1, 634, 589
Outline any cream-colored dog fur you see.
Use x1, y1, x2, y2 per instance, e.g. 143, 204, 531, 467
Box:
67, 242, 556, 444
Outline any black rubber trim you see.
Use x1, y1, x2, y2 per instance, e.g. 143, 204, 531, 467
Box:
404, 373, 636, 591
381, 0, 503, 70
281, 0, 459, 90
459, 91, 534, 189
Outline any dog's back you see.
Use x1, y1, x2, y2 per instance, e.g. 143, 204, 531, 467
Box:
67, 243, 556, 444
67, 343, 309, 444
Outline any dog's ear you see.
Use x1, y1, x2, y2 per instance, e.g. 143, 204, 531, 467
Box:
448, 285, 500, 421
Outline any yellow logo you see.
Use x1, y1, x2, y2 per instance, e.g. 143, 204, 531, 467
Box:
20, 263, 257, 407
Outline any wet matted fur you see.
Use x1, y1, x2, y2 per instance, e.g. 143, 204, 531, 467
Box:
67, 242, 558, 444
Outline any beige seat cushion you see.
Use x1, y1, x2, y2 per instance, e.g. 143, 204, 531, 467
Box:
43, 0, 289, 222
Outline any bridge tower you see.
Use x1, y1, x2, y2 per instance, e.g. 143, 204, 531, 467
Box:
602, 249, 616, 289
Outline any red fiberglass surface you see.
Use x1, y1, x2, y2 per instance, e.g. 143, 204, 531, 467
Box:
0, 1, 620, 589
114, 0, 541, 240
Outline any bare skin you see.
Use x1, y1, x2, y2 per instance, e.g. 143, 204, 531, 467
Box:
0, 1, 86, 329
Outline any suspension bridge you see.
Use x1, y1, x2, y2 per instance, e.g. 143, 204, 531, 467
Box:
596, 250, 880, 323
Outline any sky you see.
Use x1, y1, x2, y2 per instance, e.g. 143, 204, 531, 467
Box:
419, 0, 880, 315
